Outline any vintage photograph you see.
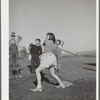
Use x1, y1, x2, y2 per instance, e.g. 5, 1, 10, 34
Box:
9, 0, 96, 100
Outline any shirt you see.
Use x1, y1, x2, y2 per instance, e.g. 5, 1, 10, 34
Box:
30, 44, 42, 56
9, 36, 22, 51
43, 40, 55, 54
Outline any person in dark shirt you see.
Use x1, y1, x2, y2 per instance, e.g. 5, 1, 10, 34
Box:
29, 39, 42, 74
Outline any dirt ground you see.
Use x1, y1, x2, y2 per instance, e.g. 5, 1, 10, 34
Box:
9, 57, 96, 100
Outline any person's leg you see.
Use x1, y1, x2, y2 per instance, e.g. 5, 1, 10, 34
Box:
57, 61, 60, 72
49, 67, 65, 88
11, 53, 16, 77
9, 54, 13, 78
35, 66, 46, 88
35, 55, 45, 81
31, 54, 36, 74
9, 68, 14, 78
14, 53, 22, 78
30, 66, 45, 92
35, 55, 40, 67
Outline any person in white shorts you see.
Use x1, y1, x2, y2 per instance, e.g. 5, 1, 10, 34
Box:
30, 32, 65, 92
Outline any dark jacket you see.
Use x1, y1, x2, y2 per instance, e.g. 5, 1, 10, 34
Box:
30, 44, 42, 56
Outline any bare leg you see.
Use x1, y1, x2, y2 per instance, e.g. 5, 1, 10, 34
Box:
50, 66, 65, 88
35, 66, 45, 88
30, 66, 45, 92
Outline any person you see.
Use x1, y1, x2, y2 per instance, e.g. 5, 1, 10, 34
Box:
35, 38, 42, 49
9, 32, 23, 47
9, 32, 23, 78
28, 39, 42, 74
55, 39, 64, 71
30, 33, 65, 92
9, 39, 19, 78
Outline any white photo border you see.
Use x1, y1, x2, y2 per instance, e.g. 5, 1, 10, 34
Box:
1, 0, 99, 100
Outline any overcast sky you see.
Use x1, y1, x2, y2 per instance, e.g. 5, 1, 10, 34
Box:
9, 0, 96, 52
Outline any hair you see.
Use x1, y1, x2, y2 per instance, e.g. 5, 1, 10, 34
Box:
11, 35, 15, 37
35, 38, 41, 42
11, 32, 15, 37
57, 39, 61, 45
46, 32, 56, 44
29, 43, 33, 47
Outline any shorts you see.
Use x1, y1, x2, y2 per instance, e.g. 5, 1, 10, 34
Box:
40, 53, 57, 68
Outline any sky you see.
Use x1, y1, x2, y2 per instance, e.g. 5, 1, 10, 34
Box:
9, 0, 96, 52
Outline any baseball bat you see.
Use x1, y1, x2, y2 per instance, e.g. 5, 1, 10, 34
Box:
60, 48, 77, 56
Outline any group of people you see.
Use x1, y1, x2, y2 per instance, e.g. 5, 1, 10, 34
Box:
9, 32, 65, 92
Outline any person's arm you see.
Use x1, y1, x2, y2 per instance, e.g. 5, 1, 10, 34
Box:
60, 40, 64, 46
43, 40, 46, 46
29, 44, 33, 55
16, 35, 23, 44
9, 40, 11, 47
9, 47, 11, 56
39, 47, 42, 56
28, 47, 31, 54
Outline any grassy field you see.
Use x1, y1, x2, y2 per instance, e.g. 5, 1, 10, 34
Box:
9, 56, 96, 100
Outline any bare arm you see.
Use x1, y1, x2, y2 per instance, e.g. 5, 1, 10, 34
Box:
28, 47, 31, 54
16, 35, 23, 44
43, 40, 46, 46
60, 40, 64, 46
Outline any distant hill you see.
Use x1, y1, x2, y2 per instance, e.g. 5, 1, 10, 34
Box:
62, 50, 96, 58
18, 45, 96, 59
77, 50, 96, 55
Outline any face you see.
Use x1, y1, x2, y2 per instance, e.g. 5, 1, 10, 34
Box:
35, 40, 40, 46
11, 39, 16, 44
11, 36, 15, 39
56, 40, 60, 45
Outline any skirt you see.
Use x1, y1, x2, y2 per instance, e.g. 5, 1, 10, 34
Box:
40, 53, 57, 68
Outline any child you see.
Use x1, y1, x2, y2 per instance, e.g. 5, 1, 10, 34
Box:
9, 39, 19, 78
35, 38, 42, 49
9, 32, 23, 47
55, 39, 64, 71
30, 33, 65, 92
9, 32, 23, 78
29, 39, 42, 74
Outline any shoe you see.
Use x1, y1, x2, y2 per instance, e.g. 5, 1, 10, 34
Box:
30, 87, 42, 92
55, 84, 65, 89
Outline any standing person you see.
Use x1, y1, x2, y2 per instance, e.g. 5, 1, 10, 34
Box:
55, 39, 64, 71
29, 39, 42, 75
9, 39, 19, 78
35, 38, 42, 49
30, 33, 65, 92
9, 32, 23, 47
9, 32, 23, 78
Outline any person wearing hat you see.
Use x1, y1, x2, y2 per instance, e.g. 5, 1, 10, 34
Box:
9, 32, 23, 78
9, 32, 22, 46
